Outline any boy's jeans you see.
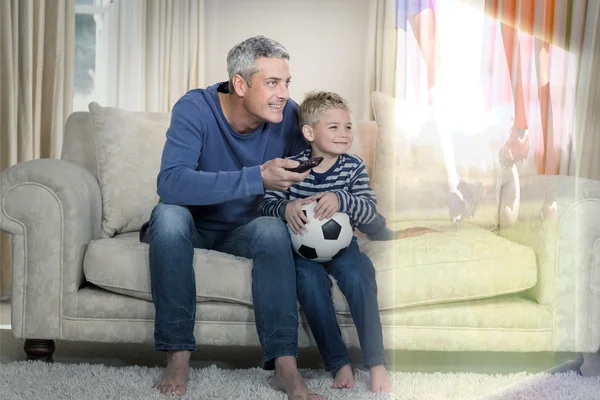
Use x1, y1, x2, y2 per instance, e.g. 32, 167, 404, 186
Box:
295, 237, 387, 371
142, 202, 299, 370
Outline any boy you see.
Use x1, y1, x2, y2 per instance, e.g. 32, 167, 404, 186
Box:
260, 91, 435, 392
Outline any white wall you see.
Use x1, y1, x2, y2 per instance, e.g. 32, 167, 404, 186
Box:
204, 0, 372, 119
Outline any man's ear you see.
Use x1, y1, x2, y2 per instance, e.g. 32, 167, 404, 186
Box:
301, 125, 314, 142
231, 74, 247, 97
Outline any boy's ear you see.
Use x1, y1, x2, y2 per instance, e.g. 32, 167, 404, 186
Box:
301, 125, 314, 142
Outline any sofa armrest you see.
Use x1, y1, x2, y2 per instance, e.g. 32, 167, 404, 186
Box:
0, 159, 102, 339
497, 174, 600, 353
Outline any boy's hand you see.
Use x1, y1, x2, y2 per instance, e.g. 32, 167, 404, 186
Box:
285, 198, 313, 234
395, 227, 439, 239
311, 192, 340, 220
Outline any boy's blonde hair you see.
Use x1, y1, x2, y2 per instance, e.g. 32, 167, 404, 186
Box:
297, 91, 350, 128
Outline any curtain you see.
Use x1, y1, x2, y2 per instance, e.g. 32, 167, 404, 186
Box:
0, 0, 75, 299
572, 0, 600, 181
394, 0, 590, 177
363, 0, 397, 120
116, 0, 205, 112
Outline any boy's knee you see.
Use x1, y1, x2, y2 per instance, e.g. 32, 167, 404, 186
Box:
340, 262, 376, 289
296, 262, 321, 283
296, 264, 330, 296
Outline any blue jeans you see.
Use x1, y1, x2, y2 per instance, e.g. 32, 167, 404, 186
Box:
295, 237, 387, 371
142, 202, 299, 370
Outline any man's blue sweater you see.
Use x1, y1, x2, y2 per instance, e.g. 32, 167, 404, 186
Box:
154, 82, 307, 231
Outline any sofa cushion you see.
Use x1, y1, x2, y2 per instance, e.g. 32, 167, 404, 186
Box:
346, 224, 537, 312
88, 102, 170, 237
85, 232, 255, 306
83, 226, 537, 313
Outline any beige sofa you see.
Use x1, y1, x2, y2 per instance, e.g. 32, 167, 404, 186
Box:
1, 93, 599, 369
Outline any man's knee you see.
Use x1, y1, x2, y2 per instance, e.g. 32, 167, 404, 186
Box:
149, 203, 195, 241
251, 216, 290, 248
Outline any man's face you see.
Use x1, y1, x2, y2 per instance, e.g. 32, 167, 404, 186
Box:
306, 108, 354, 157
243, 57, 291, 124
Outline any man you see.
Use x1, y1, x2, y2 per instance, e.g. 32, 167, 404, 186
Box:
140, 36, 323, 399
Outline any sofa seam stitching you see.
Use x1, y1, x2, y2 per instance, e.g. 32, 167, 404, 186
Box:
59, 316, 554, 332
3, 182, 64, 338
592, 237, 600, 348
1, 188, 27, 336
555, 197, 600, 350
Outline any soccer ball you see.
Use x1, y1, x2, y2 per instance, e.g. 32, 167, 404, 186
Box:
288, 201, 354, 263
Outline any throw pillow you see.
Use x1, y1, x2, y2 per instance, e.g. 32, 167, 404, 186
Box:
88, 102, 170, 237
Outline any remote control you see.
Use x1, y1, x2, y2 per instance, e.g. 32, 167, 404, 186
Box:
285, 156, 324, 173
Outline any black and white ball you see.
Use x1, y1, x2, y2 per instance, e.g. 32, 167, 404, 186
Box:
288, 201, 354, 263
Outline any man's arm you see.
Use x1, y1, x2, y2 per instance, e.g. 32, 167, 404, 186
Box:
330, 160, 378, 225
157, 99, 264, 205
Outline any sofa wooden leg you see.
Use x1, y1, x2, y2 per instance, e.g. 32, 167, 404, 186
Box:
24, 339, 55, 362
546, 352, 584, 375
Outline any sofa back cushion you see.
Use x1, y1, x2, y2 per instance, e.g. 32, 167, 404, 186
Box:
370, 91, 522, 229
87, 102, 170, 237
353, 120, 378, 179
62, 112, 99, 180
61, 103, 381, 237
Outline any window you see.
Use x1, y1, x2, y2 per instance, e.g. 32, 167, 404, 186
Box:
74, 0, 118, 111
394, 0, 581, 175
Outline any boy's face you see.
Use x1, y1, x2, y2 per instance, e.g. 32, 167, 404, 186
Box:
242, 57, 291, 124
303, 108, 354, 157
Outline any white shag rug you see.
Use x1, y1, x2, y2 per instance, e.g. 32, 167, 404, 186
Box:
1, 362, 599, 400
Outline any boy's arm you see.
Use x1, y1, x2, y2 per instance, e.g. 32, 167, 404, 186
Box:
260, 189, 289, 220
157, 99, 264, 205
358, 212, 396, 240
261, 150, 308, 219
330, 160, 378, 225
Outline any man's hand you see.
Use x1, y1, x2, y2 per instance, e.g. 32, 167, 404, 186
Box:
261, 158, 311, 191
284, 198, 314, 234
311, 192, 340, 220
395, 227, 439, 239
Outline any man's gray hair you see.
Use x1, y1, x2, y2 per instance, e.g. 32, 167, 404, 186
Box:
227, 36, 290, 88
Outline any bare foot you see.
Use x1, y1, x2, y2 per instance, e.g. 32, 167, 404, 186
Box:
332, 364, 354, 389
270, 356, 324, 400
153, 350, 191, 397
370, 364, 394, 393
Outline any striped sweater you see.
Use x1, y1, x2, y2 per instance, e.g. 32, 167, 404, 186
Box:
260, 149, 378, 226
